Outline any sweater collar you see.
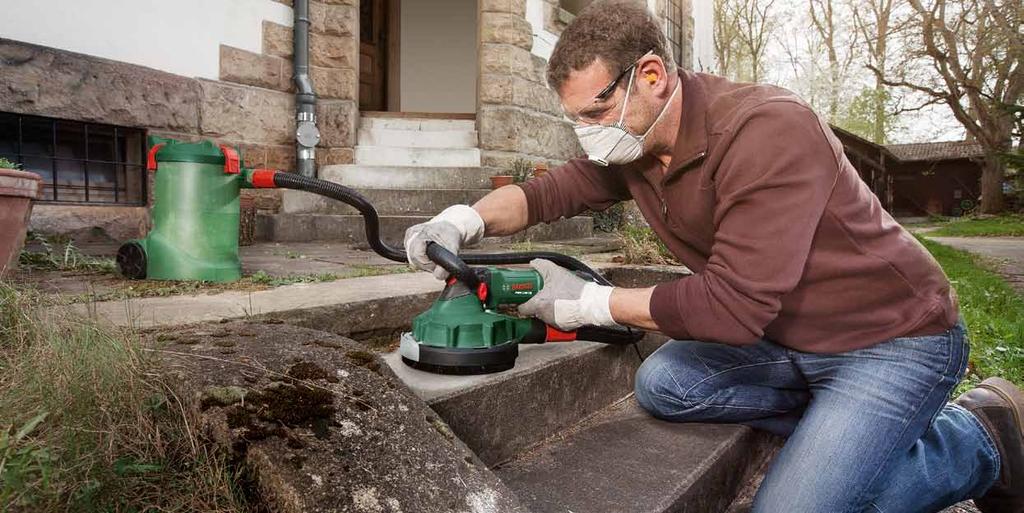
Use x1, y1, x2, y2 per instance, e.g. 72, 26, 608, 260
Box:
664, 69, 710, 177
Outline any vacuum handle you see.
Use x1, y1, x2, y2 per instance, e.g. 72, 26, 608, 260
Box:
426, 242, 479, 288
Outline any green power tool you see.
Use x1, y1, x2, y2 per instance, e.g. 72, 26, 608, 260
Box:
398, 243, 643, 375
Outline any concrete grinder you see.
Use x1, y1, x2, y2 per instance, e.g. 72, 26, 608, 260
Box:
397, 242, 644, 375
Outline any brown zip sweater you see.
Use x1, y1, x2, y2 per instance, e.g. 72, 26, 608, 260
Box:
517, 70, 958, 353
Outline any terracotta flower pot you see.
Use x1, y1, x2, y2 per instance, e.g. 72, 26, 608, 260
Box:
490, 175, 514, 189
533, 163, 549, 179
0, 169, 42, 274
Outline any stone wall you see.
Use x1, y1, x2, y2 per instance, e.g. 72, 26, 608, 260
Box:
250, 0, 359, 167
477, 0, 695, 172
477, 0, 583, 171
0, 0, 359, 241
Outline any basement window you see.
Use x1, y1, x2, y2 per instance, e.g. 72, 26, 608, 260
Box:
0, 112, 147, 205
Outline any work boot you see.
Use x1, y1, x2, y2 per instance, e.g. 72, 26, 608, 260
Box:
955, 377, 1024, 513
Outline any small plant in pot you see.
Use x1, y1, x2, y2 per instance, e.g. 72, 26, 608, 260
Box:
0, 158, 43, 275
490, 158, 535, 189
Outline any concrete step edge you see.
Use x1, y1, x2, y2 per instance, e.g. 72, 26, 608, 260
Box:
495, 398, 781, 513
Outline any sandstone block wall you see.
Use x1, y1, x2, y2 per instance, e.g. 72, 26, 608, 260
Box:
477, 0, 695, 172
477, 1, 582, 171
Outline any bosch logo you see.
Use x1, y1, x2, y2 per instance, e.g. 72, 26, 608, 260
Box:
510, 283, 534, 291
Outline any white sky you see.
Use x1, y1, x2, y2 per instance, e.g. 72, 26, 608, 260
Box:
749, 0, 967, 144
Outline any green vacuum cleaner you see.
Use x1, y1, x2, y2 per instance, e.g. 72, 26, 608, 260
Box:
119, 137, 644, 374
117, 138, 251, 282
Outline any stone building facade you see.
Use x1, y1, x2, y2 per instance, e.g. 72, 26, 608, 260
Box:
0, 0, 698, 242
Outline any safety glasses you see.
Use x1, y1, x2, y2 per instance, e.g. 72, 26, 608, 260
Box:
593, 49, 655, 101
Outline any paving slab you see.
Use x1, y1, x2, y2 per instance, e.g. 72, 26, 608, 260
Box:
926, 235, 1024, 294
495, 398, 778, 513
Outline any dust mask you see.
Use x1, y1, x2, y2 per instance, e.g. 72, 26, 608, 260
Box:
573, 71, 680, 166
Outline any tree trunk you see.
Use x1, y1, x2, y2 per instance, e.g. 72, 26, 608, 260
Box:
980, 154, 1006, 214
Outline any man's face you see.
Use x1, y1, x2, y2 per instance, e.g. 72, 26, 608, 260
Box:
558, 57, 659, 134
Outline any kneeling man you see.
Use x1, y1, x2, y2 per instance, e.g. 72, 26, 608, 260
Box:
404, 1, 1023, 511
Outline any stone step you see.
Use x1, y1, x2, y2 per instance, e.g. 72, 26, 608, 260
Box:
359, 116, 476, 132
495, 398, 778, 513
378, 267, 691, 467
358, 127, 478, 149
318, 164, 496, 189
354, 146, 482, 167
280, 188, 490, 216
382, 341, 652, 466
256, 213, 593, 245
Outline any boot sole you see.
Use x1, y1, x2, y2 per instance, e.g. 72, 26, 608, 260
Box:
978, 377, 1024, 438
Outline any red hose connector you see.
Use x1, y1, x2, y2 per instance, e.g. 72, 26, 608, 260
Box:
250, 169, 279, 188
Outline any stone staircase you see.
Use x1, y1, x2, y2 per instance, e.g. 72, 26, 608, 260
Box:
257, 114, 592, 245
366, 265, 779, 513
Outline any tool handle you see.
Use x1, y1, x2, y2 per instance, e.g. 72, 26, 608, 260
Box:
426, 242, 480, 288
519, 319, 644, 345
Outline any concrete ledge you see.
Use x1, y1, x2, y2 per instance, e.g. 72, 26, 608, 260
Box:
74, 272, 443, 329
257, 213, 593, 244
281, 188, 490, 216
318, 164, 495, 189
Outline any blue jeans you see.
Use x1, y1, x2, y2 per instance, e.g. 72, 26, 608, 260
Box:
634, 321, 1002, 513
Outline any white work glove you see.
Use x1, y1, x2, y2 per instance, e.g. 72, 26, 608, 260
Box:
404, 204, 485, 280
517, 259, 618, 331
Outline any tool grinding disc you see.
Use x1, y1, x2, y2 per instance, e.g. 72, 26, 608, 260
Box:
399, 332, 518, 375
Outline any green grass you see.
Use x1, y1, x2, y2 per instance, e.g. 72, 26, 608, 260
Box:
918, 236, 1024, 393
929, 214, 1024, 237
0, 282, 252, 512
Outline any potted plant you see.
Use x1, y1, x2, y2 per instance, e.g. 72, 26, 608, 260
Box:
491, 158, 536, 189
0, 158, 42, 274
489, 174, 514, 189
511, 158, 533, 183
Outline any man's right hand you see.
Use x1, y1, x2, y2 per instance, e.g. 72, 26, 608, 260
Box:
403, 204, 485, 280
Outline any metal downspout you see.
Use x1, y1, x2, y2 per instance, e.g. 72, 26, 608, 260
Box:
293, 0, 319, 178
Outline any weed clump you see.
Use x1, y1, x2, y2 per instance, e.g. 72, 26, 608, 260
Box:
617, 226, 678, 265
0, 282, 253, 512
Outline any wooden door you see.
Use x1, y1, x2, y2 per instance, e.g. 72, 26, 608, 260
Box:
360, 0, 388, 111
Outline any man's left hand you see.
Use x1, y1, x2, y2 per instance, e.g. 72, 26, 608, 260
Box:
518, 259, 619, 331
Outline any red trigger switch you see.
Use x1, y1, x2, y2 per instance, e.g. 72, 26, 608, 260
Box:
477, 282, 488, 302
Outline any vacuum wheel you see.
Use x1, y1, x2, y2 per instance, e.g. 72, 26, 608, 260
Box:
116, 241, 147, 280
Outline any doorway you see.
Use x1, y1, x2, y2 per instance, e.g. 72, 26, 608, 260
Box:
359, 0, 398, 111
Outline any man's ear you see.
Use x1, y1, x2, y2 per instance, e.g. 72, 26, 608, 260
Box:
636, 55, 669, 96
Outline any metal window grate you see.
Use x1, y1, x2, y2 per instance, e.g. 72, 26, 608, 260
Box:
664, 0, 685, 68
0, 112, 147, 206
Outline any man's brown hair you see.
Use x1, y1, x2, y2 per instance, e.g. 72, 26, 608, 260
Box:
546, 0, 676, 94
